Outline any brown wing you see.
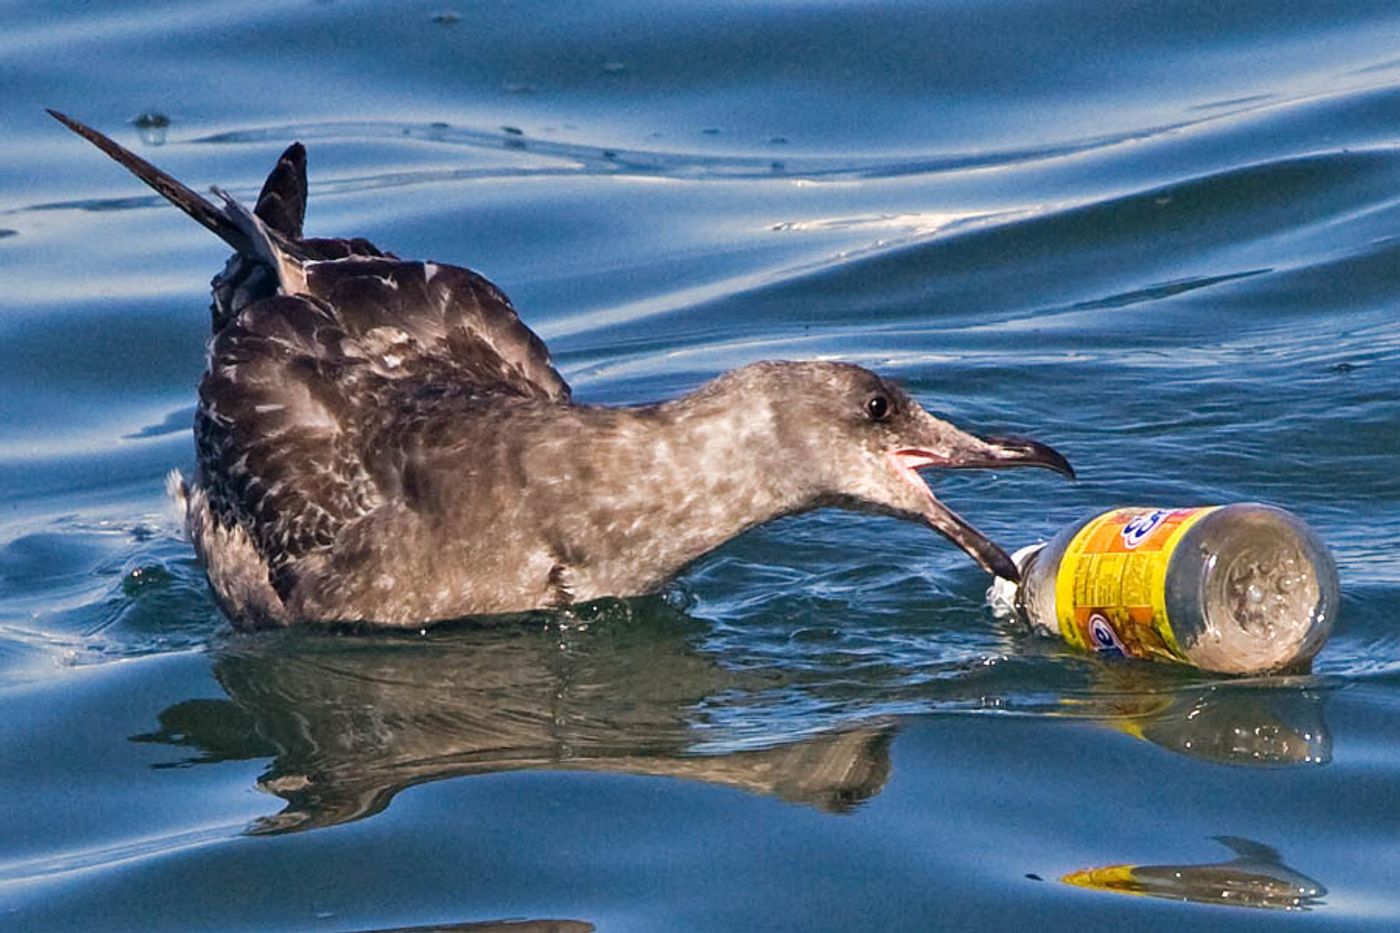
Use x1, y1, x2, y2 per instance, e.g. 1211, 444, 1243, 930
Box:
304, 258, 570, 403
210, 237, 397, 334
197, 294, 376, 599
198, 258, 569, 600
48, 111, 571, 601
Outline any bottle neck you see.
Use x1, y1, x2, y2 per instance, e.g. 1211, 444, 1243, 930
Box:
1011, 543, 1047, 624
985, 542, 1046, 620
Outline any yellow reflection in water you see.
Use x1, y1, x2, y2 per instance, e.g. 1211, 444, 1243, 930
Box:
1063, 837, 1326, 911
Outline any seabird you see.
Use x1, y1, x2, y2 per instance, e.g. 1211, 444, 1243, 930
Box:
51, 110, 1074, 629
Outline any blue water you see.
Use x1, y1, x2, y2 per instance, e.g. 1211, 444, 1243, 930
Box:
3, 2, 1400, 929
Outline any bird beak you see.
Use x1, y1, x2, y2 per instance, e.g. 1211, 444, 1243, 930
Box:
886, 421, 1075, 582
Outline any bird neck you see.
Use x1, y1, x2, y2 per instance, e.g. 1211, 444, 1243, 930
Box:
542, 392, 817, 595
661, 392, 813, 520
618, 389, 818, 557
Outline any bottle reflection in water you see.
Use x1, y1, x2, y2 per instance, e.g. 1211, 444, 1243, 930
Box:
989, 505, 1339, 675
1106, 680, 1331, 767
1062, 836, 1326, 911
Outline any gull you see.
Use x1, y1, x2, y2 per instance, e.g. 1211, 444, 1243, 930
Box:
50, 110, 1073, 628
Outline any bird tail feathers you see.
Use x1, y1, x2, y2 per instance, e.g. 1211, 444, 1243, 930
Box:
211, 186, 308, 294
253, 142, 308, 239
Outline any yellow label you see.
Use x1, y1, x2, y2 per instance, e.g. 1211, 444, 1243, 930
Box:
1061, 864, 1142, 894
1054, 507, 1219, 663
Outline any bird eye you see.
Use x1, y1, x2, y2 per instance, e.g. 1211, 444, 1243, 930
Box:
865, 394, 890, 421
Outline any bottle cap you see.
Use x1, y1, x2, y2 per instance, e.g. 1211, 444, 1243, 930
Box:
985, 543, 1045, 619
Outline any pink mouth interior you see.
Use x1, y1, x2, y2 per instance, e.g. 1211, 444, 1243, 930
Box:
888, 449, 941, 499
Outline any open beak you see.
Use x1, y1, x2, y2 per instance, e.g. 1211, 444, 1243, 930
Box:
888, 429, 1075, 582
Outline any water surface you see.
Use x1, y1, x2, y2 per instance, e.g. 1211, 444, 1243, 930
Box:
3, 1, 1399, 929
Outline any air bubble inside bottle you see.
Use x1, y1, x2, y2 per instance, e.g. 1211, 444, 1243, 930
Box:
1182, 508, 1335, 673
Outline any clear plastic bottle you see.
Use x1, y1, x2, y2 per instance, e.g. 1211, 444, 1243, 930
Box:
987, 505, 1339, 674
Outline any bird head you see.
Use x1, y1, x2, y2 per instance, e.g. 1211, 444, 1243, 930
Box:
707, 361, 1074, 581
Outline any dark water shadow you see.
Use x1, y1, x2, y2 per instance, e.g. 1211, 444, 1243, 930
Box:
14, 97, 1292, 222
186, 115, 1214, 182
133, 602, 895, 834
345, 921, 593, 933
123, 406, 195, 440
1061, 836, 1326, 911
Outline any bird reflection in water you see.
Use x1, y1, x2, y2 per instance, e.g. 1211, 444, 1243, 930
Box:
1062, 836, 1326, 911
133, 600, 894, 834
132, 600, 1333, 834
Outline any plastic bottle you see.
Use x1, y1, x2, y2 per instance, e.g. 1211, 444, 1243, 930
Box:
986, 505, 1339, 674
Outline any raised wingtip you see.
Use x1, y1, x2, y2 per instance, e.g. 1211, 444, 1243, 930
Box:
46, 108, 80, 131
47, 109, 129, 155
43, 107, 255, 255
